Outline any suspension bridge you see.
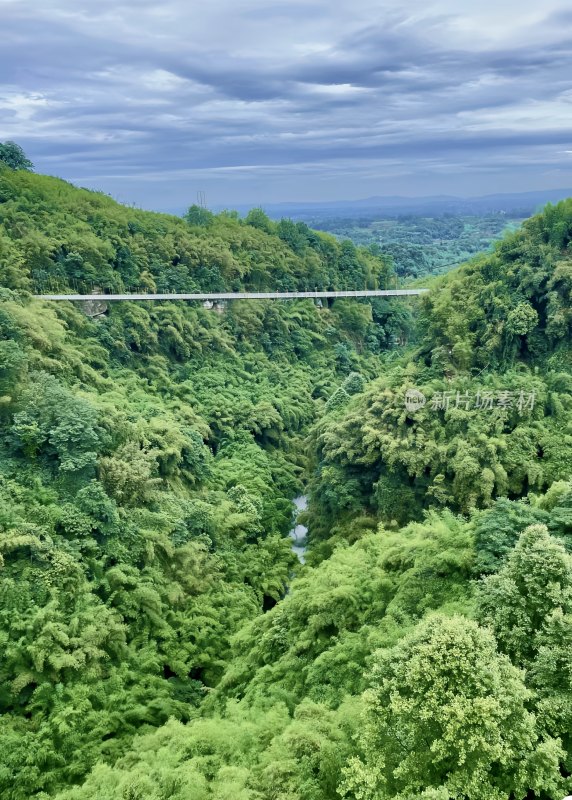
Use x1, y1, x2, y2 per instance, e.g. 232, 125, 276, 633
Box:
34, 289, 428, 302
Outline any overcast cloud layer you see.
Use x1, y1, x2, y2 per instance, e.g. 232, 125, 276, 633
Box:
1, 0, 572, 210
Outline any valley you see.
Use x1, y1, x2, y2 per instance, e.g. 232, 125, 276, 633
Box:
0, 162, 572, 799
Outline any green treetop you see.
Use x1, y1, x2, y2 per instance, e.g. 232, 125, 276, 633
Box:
341, 615, 564, 800
0, 141, 33, 171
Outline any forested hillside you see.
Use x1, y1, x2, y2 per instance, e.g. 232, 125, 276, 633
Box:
1, 162, 572, 799
0, 168, 390, 295
309, 204, 572, 554
308, 213, 524, 279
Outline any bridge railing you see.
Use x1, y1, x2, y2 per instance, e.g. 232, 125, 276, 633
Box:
33, 289, 429, 301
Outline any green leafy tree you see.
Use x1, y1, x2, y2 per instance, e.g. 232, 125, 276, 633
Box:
477, 524, 572, 665
0, 141, 33, 171
244, 207, 274, 234
184, 204, 214, 227
341, 615, 564, 800
10, 372, 102, 474
477, 523, 572, 767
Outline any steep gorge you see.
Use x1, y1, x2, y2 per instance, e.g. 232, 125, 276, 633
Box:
1, 165, 572, 799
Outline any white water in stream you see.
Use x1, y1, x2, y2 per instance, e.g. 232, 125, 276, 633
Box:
289, 495, 308, 563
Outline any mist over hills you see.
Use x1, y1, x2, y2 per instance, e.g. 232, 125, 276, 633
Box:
218, 187, 572, 220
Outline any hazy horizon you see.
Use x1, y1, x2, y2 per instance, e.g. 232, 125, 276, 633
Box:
33, 173, 572, 218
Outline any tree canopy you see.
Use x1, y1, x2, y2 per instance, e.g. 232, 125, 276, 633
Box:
0, 141, 33, 171
342, 615, 563, 800
1, 168, 572, 798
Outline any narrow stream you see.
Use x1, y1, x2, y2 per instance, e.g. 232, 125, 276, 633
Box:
289, 495, 308, 563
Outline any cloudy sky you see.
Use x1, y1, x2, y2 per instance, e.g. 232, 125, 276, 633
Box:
1, 0, 572, 211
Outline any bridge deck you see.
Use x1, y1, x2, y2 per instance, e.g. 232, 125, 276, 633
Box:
34, 289, 428, 301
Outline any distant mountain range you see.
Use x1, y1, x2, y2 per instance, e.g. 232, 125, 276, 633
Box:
216, 188, 572, 220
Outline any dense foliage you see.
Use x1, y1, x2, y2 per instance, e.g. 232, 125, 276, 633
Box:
0, 166, 398, 798
0, 141, 34, 172
0, 166, 391, 296
1, 161, 572, 799
309, 201, 572, 553
311, 213, 524, 279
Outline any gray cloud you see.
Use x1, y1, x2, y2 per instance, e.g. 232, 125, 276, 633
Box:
1, 0, 571, 209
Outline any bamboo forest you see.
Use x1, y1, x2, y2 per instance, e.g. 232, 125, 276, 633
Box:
1, 154, 572, 800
